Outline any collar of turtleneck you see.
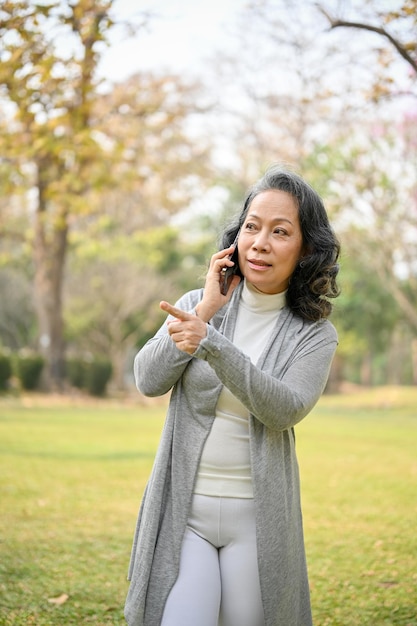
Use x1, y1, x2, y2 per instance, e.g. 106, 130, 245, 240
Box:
240, 279, 287, 313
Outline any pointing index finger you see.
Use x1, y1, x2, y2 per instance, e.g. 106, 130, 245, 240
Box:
160, 301, 193, 321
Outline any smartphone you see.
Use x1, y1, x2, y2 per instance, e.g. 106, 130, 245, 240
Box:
220, 230, 240, 296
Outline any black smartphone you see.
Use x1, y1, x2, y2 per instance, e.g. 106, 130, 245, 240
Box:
220, 230, 240, 296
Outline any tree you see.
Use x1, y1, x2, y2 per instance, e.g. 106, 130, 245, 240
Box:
319, 1, 417, 99
332, 231, 403, 385
203, 0, 374, 183
89, 71, 213, 230
311, 0, 417, 332
65, 225, 215, 390
0, 0, 116, 387
60, 70, 213, 390
314, 3, 417, 382
0, 1, 213, 389
319, 120, 416, 315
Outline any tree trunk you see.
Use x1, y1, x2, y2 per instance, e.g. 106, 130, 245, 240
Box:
110, 336, 138, 392
111, 346, 126, 392
360, 351, 373, 386
33, 168, 68, 390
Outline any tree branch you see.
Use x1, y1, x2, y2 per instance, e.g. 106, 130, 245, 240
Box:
318, 6, 417, 73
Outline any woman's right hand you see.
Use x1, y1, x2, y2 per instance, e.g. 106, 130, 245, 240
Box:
195, 246, 241, 322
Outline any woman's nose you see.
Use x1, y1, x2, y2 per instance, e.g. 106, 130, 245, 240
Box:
252, 230, 269, 251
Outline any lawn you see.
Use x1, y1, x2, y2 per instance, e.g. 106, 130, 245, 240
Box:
0, 387, 416, 625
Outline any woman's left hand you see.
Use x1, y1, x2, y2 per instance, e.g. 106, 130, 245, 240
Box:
160, 301, 207, 355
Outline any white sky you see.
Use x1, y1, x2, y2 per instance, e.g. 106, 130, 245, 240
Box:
99, 0, 245, 81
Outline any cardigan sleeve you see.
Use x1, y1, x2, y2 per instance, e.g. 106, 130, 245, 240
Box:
134, 290, 204, 397
192, 320, 338, 431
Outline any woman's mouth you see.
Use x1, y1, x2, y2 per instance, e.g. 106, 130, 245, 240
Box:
247, 258, 272, 271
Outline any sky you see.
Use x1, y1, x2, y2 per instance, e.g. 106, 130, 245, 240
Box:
98, 0, 245, 81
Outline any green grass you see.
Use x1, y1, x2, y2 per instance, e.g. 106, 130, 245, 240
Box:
0, 387, 416, 625
297, 387, 417, 626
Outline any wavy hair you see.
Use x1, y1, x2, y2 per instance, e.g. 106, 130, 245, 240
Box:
220, 165, 340, 321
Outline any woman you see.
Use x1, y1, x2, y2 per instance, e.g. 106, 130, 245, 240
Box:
125, 165, 340, 626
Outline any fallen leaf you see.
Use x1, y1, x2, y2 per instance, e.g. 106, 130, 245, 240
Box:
48, 593, 70, 605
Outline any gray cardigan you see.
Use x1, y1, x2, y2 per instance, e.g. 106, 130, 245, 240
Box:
125, 282, 338, 626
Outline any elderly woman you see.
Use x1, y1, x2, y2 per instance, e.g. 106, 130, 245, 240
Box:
125, 165, 340, 626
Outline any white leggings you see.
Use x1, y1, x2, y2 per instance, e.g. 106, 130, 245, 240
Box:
161, 494, 265, 626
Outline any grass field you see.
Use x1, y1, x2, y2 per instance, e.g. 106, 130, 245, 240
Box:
0, 387, 416, 625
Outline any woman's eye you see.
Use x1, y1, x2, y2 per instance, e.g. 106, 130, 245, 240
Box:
244, 224, 288, 235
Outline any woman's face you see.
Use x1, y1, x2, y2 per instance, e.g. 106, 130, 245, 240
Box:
237, 190, 304, 294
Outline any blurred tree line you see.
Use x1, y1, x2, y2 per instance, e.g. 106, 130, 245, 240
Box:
0, 0, 416, 393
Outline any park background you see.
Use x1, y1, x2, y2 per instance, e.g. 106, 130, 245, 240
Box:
0, 1, 416, 624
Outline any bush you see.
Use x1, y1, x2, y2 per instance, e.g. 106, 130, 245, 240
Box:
14, 353, 44, 390
85, 359, 113, 397
0, 352, 12, 390
66, 357, 89, 389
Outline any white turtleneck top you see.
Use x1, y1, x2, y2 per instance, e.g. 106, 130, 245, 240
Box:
193, 280, 286, 498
